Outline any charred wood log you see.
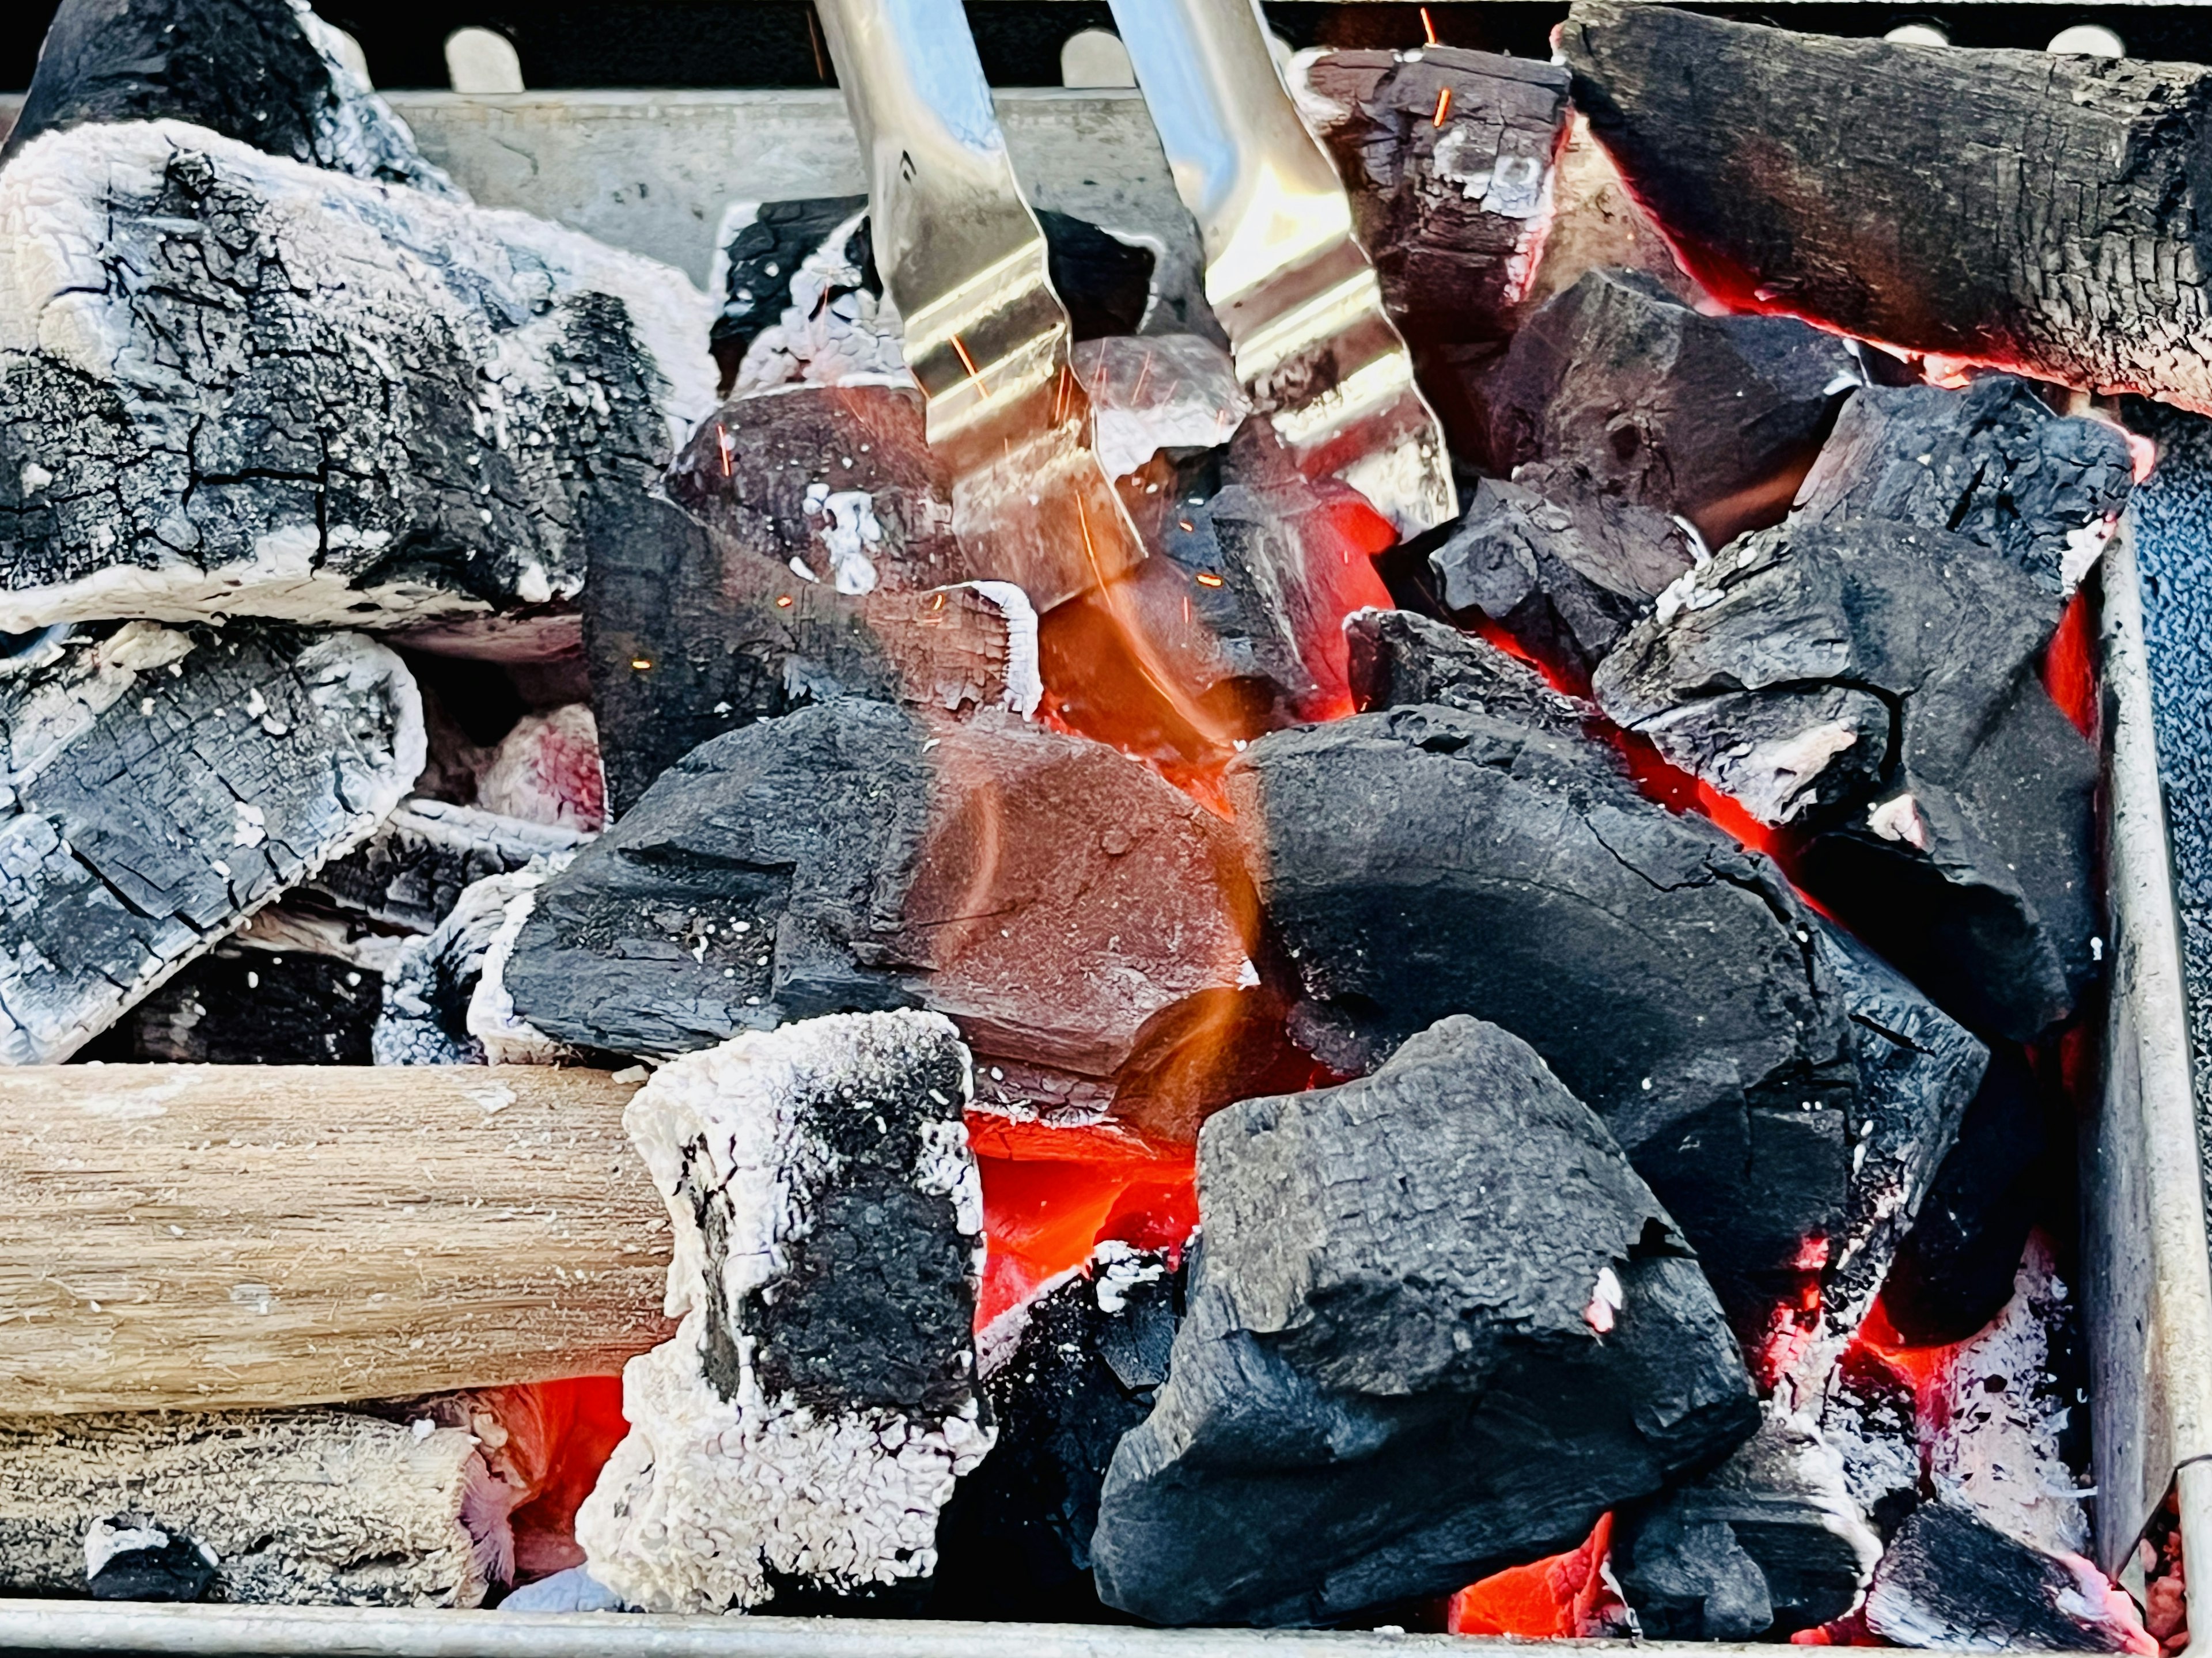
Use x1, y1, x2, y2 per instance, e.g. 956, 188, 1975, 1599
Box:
1480, 268, 1858, 545
1089, 1015, 1759, 1627
1593, 518, 2099, 1040
1289, 46, 1571, 343
575, 1013, 990, 1613
0, 0, 457, 196
1560, 1, 2212, 414
307, 797, 588, 935
0, 623, 421, 1064
1793, 377, 2135, 597
0, 1409, 509, 1605
0, 122, 714, 637
0, 1064, 668, 1413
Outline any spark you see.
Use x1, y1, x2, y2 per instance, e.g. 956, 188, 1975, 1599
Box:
1053, 363, 1073, 425
1421, 5, 1438, 44
775, 595, 794, 609
716, 421, 732, 477
950, 333, 990, 399
1177, 519, 1195, 533
932, 591, 946, 611
1195, 571, 1225, 588
1131, 346, 1155, 404
1433, 86, 1453, 127
630, 657, 653, 671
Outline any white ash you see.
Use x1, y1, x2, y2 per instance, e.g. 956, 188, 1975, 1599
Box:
802, 483, 887, 595
730, 206, 910, 396
0, 623, 421, 1063
286, 0, 463, 199
1073, 333, 1251, 478
467, 874, 579, 1065
1091, 1239, 1168, 1315
0, 120, 715, 635
373, 856, 571, 1066
575, 1012, 993, 1612
501, 1563, 629, 1613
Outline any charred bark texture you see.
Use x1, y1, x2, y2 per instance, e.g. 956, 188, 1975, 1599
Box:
1562, 2, 2212, 413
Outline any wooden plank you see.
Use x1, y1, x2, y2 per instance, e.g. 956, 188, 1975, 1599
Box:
0, 1065, 671, 1414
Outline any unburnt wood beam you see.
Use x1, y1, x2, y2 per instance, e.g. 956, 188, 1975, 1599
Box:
0, 1065, 671, 1414
1561, 1, 2212, 412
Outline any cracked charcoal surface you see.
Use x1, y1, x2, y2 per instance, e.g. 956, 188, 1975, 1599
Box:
1615, 1406, 1881, 1641
1089, 1015, 1759, 1627
0, 121, 715, 636
1226, 699, 1981, 1338
929, 1243, 1179, 1621
1429, 468, 1696, 682
0, 621, 421, 1064
0, 1409, 500, 1605
1792, 377, 2134, 596
575, 1012, 990, 1612
1594, 518, 2097, 1041
1, 0, 458, 198
1290, 47, 1571, 344
1562, 3, 2212, 415
505, 698, 1264, 1137
1479, 268, 1858, 542
1345, 606, 1596, 739
306, 798, 586, 934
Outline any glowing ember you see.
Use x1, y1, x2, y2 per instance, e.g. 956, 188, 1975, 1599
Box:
1448, 1512, 1619, 1637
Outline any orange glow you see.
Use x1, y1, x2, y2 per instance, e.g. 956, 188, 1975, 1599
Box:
1448, 1512, 1616, 1637
1421, 5, 1438, 44
1434, 86, 1453, 127
2044, 586, 2099, 741
950, 332, 990, 399
775, 594, 794, 608
487, 1376, 632, 1582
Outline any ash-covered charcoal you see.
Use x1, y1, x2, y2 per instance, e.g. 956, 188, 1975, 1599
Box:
1613, 1407, 1882, 1641
1, 0, 457, 198
1075, 333, 1251, 481
930, 1242, 1179, 1621
1090, 1016, 1758, 1627
1289, 47, 1571, 343
1480, 268, 1859, 544
1882, 1045, 2055, 1345
1345, 606, 1595, 738
306, 798, 588, 935
373, 859, 571, 1067
0, 622, 422, 1064
0, 1409, 509, 1606
711, 196, 872, 392
574, 1012, 991, 1613
505, 699, 1269, 1139
1819, 1344, 1923, 1543
90, 943, 383, 1065
664, 383, 964, 592
1792, 377, 2135, 597
1226, 700, 1980, 1336
85, 1519, 219, 1603
1863, 1501, 2154, 1653
0, 120, 715, 638
1429, 469, 1696, 681
584, 490, 1038, 815
1594, 518, 2098, 1040
1559, 2, 2212, 416
473, 705, 606, 833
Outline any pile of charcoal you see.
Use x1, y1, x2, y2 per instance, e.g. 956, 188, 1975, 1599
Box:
0, 0, 2187, 1646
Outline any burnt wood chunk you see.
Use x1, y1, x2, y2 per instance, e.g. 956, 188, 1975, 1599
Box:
306, 798, 587, 934
930, 1243, 1179, 1621
584, 490, 1037, 815
1615, 1407, 1881, 1641
575, 1013, 990, 1613
1561, 2, 2212, 413
1593, 519, 2098, 1040
1863, 1501, 2147, 1652
1, 0, 456, 195
1482, 268, 1858, 543
1793, 377, 2135, 595
1075, 333, 1249, 480
1290, 47, 1571, 342
1089, 1016, 1759, 1627
1430, 469, 1695, 681
1226, 700, 1982, 1335
0, 623, 422, 1064
0, 122, 714, 638
505, 699, 1267, 1139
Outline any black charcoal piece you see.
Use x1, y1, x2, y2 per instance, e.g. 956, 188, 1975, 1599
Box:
1, 0, 456, 196
306, 799, 588, 935
1863, 1501, 2146, 1651
0, 122, 714, 639
1089, 1015, 1759, 1627
86, 1521, 218, 1603
1792, 377, 2134, 595
1615, 1407, 1881, 1640
1480, 268, 1858, 542
1428, 469, 1695, 681
930, 1244, 1179, 1621
1037, 210, 1156, 342
1594, 517, 2097, 1040
1290, 47, 1571, 343
1344, 607, 1594, 739
574, 1012, 989, 1613
0, 623, 421, 1064
1228, 700, 1980, 1338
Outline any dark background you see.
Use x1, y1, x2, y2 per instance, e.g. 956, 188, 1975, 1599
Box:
3, 2, 2211, 92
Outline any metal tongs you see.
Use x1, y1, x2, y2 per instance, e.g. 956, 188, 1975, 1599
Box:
812, 0, 1456, 612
